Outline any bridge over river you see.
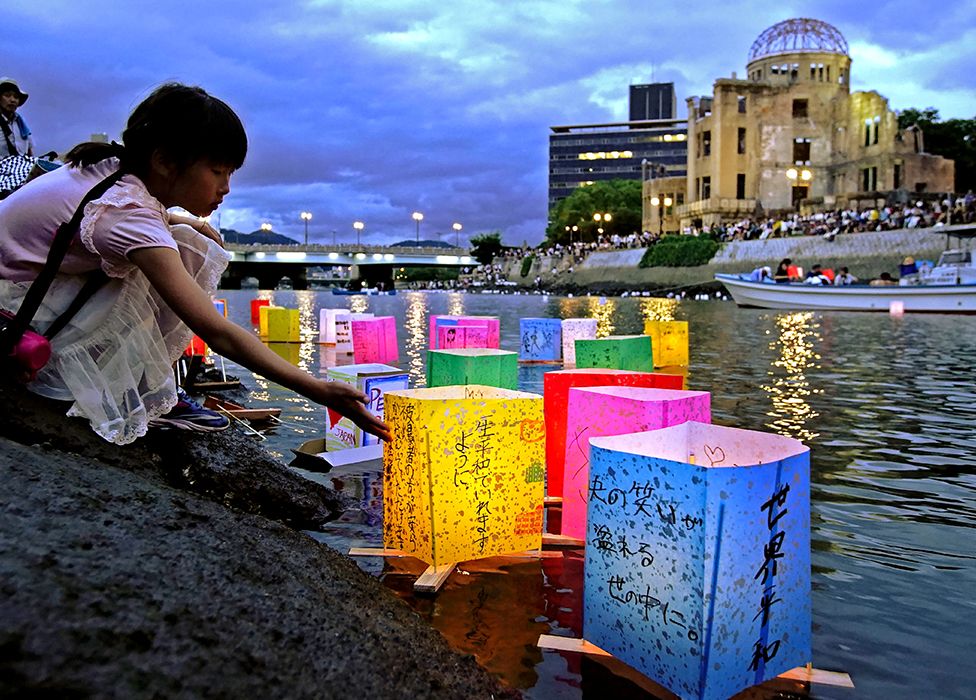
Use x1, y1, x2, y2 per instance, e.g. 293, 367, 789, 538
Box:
224, 242, 473, 289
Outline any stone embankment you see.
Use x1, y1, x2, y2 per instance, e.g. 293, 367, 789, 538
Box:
501, 227, 958, 294
0, 379, 518, 699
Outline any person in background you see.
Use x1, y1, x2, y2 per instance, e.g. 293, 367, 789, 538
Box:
773, 258, 792, 283
749, 266, 772, 282
0, 78, 33, 158
869, 272, 897, 286
899, 256, 919, 277
834, 266, 858, 285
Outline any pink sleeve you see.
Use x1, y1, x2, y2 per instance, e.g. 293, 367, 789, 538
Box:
86, 206, 178, 277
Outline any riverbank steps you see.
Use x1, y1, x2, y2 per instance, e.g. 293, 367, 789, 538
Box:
501, 227, 952, 294
0, 378, 519, 699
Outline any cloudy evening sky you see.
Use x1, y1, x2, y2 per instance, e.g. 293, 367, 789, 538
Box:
5, 0, 975, 246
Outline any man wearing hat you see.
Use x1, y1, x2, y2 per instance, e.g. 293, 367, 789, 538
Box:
0, 78, 34, 158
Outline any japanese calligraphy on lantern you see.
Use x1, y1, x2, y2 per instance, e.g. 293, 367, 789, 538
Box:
383, 386, 544, 566
562, 386, 710, 540
583, 421, 810, 700
437, 324, 490, 350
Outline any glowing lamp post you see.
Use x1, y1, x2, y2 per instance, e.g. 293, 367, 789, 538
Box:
260, 222, 272, 232
452, 221, 463, 248
593, 212, 612, 240
353, 220, 365, 247
412, 211, 424, 242
300, 211, 312, 246
650, 196, 673, 236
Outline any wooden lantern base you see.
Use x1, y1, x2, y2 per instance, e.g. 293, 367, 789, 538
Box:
349, 547, 563, 594
537, 634, 854, 697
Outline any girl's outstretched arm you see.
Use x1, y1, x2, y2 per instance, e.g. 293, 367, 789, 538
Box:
129, 246, 391, 442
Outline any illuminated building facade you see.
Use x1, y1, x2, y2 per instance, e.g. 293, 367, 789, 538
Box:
548, 82, 688, 209
644, 18, 955, 233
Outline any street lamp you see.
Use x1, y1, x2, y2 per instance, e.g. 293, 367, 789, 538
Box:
260, 222, 272, 231
300, 211, 312, 246
412, 211, 424, 242
353, 220, 365, 247
593, 212, 612, 239
564, 224, 579, 244
650, 196, 673, 236
452, 222, 462, 248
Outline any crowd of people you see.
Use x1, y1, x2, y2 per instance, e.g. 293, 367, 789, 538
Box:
702, 197, 976, 242
751, 255, 926, 287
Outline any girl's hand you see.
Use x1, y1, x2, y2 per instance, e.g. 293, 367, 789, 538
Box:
167, 212, 225, 248
313, 379, 392, 443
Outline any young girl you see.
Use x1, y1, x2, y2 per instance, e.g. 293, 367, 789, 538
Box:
0, 83, 389, 445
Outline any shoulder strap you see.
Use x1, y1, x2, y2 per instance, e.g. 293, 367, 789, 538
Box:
1, 170, 125, 347
0, 117, 17, 156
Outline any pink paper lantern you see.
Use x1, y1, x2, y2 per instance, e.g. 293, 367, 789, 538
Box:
351, 316, 399, 364
428, 315, 500, 349
543, 368, 684, 499
562, 386, 711, 540
436, 324, 490, 349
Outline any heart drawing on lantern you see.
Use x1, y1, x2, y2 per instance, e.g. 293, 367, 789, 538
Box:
703, 444, 726, 466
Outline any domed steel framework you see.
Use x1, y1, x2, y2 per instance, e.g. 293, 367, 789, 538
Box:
748, 18, 849, 62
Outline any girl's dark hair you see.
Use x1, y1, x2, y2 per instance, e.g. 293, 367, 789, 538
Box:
65, 83, 247, 175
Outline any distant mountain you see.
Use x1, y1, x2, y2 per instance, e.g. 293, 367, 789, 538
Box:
389, 239, 456, 249
221, 228, 299, 245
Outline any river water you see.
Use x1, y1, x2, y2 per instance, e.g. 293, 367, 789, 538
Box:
215, 289, 975, 699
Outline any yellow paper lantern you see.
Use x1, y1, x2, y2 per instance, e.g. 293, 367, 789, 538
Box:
383, 385, 545, 566
267, 307, 300, 343
643, 320, 689, 367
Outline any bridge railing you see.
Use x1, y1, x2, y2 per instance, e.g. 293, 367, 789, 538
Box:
224, 242, 468, 256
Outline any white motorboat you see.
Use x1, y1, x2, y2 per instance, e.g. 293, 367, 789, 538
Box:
717, 249, 976, 313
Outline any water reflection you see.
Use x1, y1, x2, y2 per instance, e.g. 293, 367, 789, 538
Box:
350, 295, 369, 314
266, 341, 300, 366
639, 296, 679, 323
761, 312, 821, 442
586, 296, 616, 337
403, 291, 429, 386
447, 292, 465, 317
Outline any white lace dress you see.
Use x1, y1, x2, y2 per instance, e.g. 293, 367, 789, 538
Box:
0, 177, 229, 444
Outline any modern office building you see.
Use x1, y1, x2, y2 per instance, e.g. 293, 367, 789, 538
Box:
644, 18, 955, 233
548, 82, 688, 209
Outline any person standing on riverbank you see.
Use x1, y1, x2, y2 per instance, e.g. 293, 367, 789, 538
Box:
0, 78, 34, 158
0, 83, 388, 445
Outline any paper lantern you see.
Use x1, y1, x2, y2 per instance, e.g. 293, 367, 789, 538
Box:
561, 318, 598, 366
327, 363, 408, 450
643, 320, 689, 367
436, 324, 490, 350
319, 308, 370, 345
258, 304, 282, 338
250, 298, 270, 324
427, 349, 518, 390
351, 316, 398, 364
543, 368, 683, 499
383, 385, 545, 566
267, 307, 300, 342
428, 315, 500, 349
334, 312, 375, 354
519, 318, 562, 362
561, 386, 711, 540
584, 422, 811, 700
184, 335, 207, 357
575, 335, 653, 372
213, 298, 228, 318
